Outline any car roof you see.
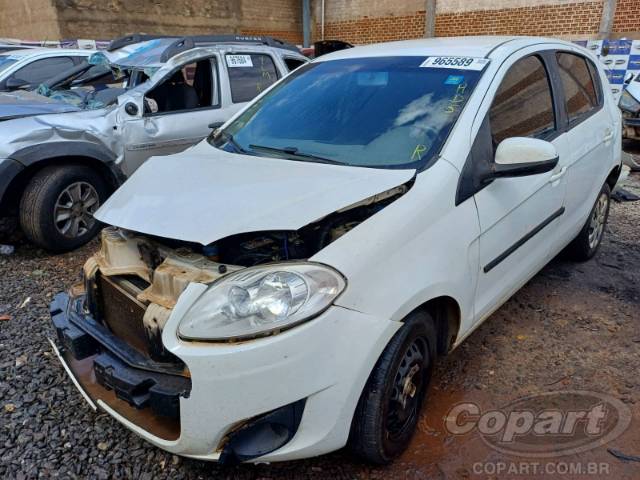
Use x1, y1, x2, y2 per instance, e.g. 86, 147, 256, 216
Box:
102, 38, 305, 70
0, 48, 94, 58
316, 36, 578, 62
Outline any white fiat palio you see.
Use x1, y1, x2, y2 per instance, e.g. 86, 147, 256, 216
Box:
50, 36, 621, 465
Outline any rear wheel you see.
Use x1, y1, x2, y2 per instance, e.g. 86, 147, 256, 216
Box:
349, 311, 436, 464
19, 165, 107, 252
565, 183, 610, 261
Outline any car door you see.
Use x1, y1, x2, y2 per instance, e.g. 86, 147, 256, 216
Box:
552, 51, 615, 246
222, 51, 281, 117
119, 55, 227, 175
471, 50, 570, 324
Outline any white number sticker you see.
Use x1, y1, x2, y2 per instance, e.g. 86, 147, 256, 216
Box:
226, 54, 253, 68
420, 56, 489, 71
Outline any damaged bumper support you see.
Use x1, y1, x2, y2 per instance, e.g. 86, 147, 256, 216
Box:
49, 284, 400, 462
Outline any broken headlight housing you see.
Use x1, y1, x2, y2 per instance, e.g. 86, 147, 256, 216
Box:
619, 90, 640, 114
178, 263, 345, 341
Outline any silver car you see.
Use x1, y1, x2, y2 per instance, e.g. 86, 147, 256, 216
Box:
0, 35, 307, 251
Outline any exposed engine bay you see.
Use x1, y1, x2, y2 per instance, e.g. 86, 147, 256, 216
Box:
75, 183, 409, 369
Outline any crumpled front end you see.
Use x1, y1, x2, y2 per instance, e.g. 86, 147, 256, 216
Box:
49, 227, 401, 462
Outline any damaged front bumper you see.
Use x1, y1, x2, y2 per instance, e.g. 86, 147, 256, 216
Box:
622, 115, 640, 140
49, 283, 400, 463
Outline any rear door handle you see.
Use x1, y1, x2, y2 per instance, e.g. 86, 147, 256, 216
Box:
603, 128, 614, 142
549, 166, 567, 183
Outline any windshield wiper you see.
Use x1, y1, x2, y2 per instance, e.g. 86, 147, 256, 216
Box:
217, 130, 251, 155
249, 144, 342, 165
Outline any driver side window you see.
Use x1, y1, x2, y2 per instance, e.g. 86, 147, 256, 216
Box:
145, 58, 219, 114
489, 55, 556, 148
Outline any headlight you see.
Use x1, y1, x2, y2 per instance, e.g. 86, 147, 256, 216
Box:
178, 263, 346, 341
619, 90, 640, 113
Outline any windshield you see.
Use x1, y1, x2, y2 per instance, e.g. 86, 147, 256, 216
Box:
0, 55, 18, 75
215, 56, 483, 169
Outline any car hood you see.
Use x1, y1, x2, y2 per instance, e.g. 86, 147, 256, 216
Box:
96, 141, 416, 245
625, 80, 640, 103
0, 90, 81, 121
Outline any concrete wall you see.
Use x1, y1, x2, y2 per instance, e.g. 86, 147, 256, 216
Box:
1, 0, 302, 44
0, 0, 61, 40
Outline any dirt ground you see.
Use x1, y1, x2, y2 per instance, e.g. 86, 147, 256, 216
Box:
0, 168, 639, 479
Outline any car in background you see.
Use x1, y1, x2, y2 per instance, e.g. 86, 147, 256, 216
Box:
618, 73, 640, 170
0, 43, 36, 54
0, 48, 96, 91
0, 34, 308, 252
50, 36, 621, 465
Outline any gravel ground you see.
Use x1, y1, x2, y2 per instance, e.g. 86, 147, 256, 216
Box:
1, 171, 639, 479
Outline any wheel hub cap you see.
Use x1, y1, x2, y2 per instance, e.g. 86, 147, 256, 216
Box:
54, 181, 100, 238
587, 193, 608, 249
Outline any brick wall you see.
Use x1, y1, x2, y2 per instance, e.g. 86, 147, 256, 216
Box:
435, 1, 604, 37
313, 0, 621, 44
612, 0, 640, 34
318, 11, 427, 45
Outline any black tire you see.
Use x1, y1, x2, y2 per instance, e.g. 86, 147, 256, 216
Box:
565, 183, 611, 261
19, 165, 108, 252
349, 310, 437, 464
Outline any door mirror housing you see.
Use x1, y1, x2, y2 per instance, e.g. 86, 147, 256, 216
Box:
5, 77, 29, 89
492, 137, 559, 178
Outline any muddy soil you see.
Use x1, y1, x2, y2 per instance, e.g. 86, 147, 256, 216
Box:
0, 172, 638, 479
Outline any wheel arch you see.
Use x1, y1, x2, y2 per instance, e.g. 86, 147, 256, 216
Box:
605, 164, 622, 191
2, 146, 123, 214
401, 296, 461, 356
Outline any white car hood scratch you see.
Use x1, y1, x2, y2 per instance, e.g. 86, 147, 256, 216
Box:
95, 141, 416, 245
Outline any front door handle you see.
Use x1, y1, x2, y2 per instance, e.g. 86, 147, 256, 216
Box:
549, 166, 567, 183
603, 128, 614, 142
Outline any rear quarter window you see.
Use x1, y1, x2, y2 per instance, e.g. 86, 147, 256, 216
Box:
556, 52, 601, 122
226, 53, 279, 103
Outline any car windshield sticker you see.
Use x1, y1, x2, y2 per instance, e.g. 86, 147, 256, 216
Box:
421, 56, 490, 71
444, 74, 465, 85
227, 54, 253, 68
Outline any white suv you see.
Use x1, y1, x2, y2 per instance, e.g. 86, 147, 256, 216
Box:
50, 36, 621, 465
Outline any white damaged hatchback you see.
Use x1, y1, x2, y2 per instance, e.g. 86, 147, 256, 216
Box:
50, 37, 621, 465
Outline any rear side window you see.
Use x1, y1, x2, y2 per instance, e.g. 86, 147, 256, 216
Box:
12, 57, 75, 85
284, 57, 306, 71
556, 52, 600, 122
226, 53, 279, 103
490, 55, 555, 146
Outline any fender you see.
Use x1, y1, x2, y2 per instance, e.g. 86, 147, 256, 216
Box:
0, 158, 25, 209
8, 141, 126, 185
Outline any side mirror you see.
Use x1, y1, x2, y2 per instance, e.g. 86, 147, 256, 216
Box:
5, 77, 29, 90
124, 102, 139, 116
624, 72, 635, 85
492, 137, 559, 178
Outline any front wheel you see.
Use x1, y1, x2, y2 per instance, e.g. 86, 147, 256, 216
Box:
565, 183, 611, 261
349, 311, 436, 464
19, 165, 108, 252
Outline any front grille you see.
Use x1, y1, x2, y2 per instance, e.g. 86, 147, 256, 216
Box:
97, 274, 150, 356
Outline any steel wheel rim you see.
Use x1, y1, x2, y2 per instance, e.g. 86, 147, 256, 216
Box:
588, 193, 608, 249
386, 337, 427, 441
54, 181, 99, 238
